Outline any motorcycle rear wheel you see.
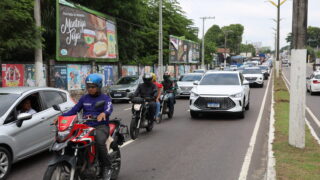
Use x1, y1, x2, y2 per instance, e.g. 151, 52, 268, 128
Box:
146, 119, 154, 132
43, 162, 79, 180
110, 145, 121, 180
130, 115, 140, 140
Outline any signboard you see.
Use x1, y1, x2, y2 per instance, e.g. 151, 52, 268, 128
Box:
54, 65, 68, 90
104, 66, 113, 86
67, 64, 81, 90
24, 65, 46, 87
1, 64, 24, 87
57, 0, 118, 62
169, 35, 200, 64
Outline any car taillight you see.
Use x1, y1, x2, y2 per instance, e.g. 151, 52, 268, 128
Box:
313, 80, 320, 84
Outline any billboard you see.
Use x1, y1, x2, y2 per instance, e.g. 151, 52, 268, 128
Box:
57, 0, 118, 62
24, 65, 47, 87
2, 64, 24, 87
169, 35, 200, 64
54, 65, 68, 90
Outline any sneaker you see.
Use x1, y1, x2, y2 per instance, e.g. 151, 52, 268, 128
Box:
155, 117, 161, 124
102, 168, 112, 180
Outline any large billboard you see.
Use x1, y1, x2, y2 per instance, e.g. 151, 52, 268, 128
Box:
169, 35, 200, 64
56, 0, 118, 62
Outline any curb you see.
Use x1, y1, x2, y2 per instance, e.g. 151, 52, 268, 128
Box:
266, 75, 276, 180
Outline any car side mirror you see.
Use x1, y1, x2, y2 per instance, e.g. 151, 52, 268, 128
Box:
243, 80, 249, 85
95, 100, 105, 109
16, 113, 32, 128
193, 81, 199, 85
53, 104, 61, 111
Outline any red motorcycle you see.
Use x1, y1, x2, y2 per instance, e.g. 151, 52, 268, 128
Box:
43, 101, 128, 180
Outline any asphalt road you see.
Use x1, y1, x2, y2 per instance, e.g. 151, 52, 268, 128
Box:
282, 65, 320, 139
7, 79, 272, 180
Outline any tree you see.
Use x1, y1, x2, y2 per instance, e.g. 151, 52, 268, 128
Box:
221, 24, 244, 54
286, 26, 320, 49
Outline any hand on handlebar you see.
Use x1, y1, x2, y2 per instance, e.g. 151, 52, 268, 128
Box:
97, 112, 106, 122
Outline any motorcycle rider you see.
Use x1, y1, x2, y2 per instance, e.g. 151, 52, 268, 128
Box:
161, 72, 175, 114
151, 73, 163, 122
62, 74, 113, 180
133, 73, 158, 121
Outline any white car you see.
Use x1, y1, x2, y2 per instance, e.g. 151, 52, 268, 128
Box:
230, 65, 238, 71
189, 71, 250, 118
242, 67, 264, 88
306, 71, 320, 95
176, 73, 203, 97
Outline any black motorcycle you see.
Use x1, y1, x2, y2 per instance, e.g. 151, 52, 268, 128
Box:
158, 91, 174, 123
130, 97, 155, 140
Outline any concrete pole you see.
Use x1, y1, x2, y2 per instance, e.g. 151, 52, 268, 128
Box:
158, 0, 163, 81
34, 0, 46, 86
289, 0, 308, 148
275, 0, 280, 78
201, 18, 205, 69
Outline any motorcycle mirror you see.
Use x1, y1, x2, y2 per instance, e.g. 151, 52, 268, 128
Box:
95, 100, 105, 109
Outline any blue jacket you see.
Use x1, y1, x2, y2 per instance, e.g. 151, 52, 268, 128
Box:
63, 94, 113, 126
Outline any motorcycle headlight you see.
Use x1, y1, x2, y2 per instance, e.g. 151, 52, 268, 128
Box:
230, 92, 242, 98
133, 104, 142, 111
57, 129, 71, 142
190, 92, 199, 98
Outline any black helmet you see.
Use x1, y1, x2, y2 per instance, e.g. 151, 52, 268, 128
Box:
163, 71, 170, 80
143, 73, 153, 84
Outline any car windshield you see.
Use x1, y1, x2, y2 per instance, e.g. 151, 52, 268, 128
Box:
116, 77, 138, 85
242, 69, 262, 74
315, 75, 320, 79
260, 66, 268, 70
0, 93, 20, 117
180, 75, 202, 82
200, 73, 240, 85
193, 70, 204, 73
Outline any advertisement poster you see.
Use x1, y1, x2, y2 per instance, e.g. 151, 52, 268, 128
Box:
54, 65, 68, 90
191, 65, 197, 72
169, 35, 200, 64
185, 65, 190, 73
80, 65, 91, 89
112, 65, 119, 82
24, 65, 46, 87
166, 66, 175, 77
67, 64, 81, 90
104, 66, 113, 86
144, 66, 153, 74
139, 66, 145, 76
57, 1, 118, 62
2, 64, 24, 87
178, 65, 185, 76
121, 66, 138, 76
175, 65, 179, 78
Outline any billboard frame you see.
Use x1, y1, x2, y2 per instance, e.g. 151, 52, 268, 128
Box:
56, 0, 119, 62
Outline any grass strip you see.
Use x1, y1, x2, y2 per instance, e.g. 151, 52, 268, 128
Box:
273, 75, 320, 180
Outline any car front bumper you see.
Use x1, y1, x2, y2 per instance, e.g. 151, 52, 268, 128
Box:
189, 96, 244, 113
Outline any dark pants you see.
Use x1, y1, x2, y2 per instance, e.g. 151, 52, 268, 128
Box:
147, 102, 156, 121
95, 125, 111, 168
167, 93, 175, 113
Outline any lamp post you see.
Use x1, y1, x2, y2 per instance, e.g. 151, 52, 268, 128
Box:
222, 30, 233, 68
158, 0, 163, 81
200, 16, 215, 69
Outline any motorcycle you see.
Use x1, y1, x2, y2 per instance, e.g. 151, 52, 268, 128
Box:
158, 91, 174, 123
43, 101, 128, 180
130, 97, 155, 140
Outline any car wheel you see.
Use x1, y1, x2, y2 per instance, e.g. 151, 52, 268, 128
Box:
190, 110, 199, 119
260, 83, 264, 88
306, 86, 310, 92
0, 147, 12, 180
310, 87, 315, 95
245, 98, 250, 111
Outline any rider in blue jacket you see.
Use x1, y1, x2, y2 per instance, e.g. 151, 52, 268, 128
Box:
63, 73, 113, 180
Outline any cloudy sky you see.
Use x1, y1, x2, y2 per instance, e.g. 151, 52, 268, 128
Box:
178, 0, 320, 49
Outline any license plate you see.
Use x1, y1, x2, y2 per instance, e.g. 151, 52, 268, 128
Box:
181, 92, 190, 95
114, 93, 122, 97
207, 102, 220, 108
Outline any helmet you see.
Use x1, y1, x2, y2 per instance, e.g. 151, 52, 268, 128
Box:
163, 71, 170, 80
143, 73, 153, 84
151, 73, 157, 82
85, 74, 103, 88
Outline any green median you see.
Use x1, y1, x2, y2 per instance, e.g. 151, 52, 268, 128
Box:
273, 74, 320, 180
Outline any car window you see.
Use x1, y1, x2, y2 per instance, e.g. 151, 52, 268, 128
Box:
116, 77, 138, 85
315, 75, 320, 79
240, 74, 244, 84
59, 92, 67, 101
42, 91, 66, 109
242, 69, 262, 74
200, 73, 240, 85
180, 75, 202, 82
0, 93, 20, 117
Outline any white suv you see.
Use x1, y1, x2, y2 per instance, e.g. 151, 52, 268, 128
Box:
306, 71, 320, 95
242, 67, 264, 88
189, 71, 250, 118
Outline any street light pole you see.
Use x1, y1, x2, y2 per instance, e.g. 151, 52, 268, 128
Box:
158, 0, 163, 81
223, 30, 232, 68
200, 16, 215, 69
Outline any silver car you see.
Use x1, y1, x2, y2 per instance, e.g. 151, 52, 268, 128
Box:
109, 76, 142, 101
0, 87, 75, 180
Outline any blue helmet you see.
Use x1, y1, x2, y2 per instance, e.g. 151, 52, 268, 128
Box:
85, 74, 103, 88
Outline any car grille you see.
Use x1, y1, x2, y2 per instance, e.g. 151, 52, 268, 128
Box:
180, 86, 193, 91
245, 77, 257, 81
194, 97, 236, 110
110, 91, 127, 98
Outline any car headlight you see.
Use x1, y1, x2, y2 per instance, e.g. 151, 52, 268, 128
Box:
230, 92, 242, 98
190, 92, 199, 98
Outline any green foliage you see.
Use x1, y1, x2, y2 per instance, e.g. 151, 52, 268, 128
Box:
240, 43, 256, 56
0, 0, 38, 60
286, 26, 320, 49
221, 24, 244, 54
259, 46, 272, 54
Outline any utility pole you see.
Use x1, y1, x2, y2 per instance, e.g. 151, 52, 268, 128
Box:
223, 30, 232, 68
34, 0, 45, 86
200, 16, 215, 69
158, 0, 163, 81
289, 0, 308, 149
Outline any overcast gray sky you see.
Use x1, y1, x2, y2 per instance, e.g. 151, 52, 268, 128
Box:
178, 0, 320, 49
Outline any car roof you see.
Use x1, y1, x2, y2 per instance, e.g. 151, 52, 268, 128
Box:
0, 87, 67, 95
184, 73, 203, 76
205, 71, 239, 75
244, 67, 260, 70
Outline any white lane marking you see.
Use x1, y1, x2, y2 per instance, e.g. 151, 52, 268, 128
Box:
305, 119, 320, 145
238, 71, 272, 180
124, 107, 131, 111
120, 139, 134, 148
266, 77, 276, 180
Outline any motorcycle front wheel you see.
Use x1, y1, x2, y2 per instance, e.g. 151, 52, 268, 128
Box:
43, 162, 78, 180
130, 114, 140, 140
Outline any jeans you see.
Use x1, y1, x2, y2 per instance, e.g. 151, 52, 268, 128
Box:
155, 102, 160, 118
95, 125, 111, 168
